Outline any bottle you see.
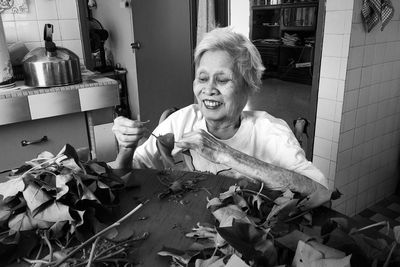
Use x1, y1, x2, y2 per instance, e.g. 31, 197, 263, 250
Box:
0, 16, 14, 88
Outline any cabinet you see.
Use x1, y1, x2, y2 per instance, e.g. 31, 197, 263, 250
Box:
0, 113, 89, 175
0, 77, 121, 179
250, 0, 318, 84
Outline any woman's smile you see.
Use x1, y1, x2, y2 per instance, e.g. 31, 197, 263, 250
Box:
203, 99, 223, 109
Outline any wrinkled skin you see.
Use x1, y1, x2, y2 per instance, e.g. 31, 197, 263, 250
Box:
175, 129, 232, 165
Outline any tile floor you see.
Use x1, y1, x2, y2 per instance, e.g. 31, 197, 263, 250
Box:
351, 194, 400, 239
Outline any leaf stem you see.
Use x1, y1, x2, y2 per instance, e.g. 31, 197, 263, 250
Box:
241, 188, 272, 201
383, 241, 396, 267
53, 200, 148, 267
34, 241, 44, 261
21, 154, 63, 178
351, 221, 389, 235
41, 231, 53, 263
86, 237, 99, 267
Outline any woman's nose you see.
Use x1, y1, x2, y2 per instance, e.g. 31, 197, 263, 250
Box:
202, 81, 217, 95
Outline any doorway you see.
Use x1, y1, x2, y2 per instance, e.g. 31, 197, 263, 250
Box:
230, 0, 324, 159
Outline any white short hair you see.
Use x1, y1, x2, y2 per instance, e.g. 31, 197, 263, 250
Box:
194, 27, 265, 93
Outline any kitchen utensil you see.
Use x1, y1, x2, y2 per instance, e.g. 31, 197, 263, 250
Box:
0, 16, 15, 89
22, 24, 82, 87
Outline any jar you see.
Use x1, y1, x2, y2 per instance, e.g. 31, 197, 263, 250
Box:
0, 16, 15, 89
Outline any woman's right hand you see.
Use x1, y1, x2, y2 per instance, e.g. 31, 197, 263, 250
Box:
112, 117, 149, 148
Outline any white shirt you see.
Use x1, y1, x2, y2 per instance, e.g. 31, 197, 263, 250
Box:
133, 104, 328, 188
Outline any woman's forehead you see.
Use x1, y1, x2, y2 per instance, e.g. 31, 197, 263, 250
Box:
197, 50, 234, 69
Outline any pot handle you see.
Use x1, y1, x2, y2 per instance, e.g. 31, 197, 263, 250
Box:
44, 24, 56, 53
44, 24, 53, 42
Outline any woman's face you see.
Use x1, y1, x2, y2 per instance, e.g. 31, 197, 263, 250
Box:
193, 50, 249, 127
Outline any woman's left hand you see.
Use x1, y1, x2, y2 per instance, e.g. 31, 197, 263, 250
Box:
175, 129, 231, 164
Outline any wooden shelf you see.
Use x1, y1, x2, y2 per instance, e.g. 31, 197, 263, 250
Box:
251, 1, 317, 9
250, 0, 317, 84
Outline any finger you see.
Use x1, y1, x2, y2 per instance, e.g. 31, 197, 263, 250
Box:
112, 124, 148, 135
114, 117, 150, 128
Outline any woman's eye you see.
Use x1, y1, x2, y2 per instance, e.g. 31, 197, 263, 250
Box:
217, 78, 230, 84
197, 76, 208, 83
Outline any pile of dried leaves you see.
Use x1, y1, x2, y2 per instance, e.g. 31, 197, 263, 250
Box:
0, 144, 145, 266
158, 185, 400, 267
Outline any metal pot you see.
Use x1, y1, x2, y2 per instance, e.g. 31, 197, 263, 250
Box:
22, 24, 82, 87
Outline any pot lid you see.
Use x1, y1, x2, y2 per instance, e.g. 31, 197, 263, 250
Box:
22, 24, 79, 64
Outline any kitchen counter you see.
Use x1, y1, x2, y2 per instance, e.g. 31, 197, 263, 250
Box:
0, 72, 120, 172
0, 74, 120, 126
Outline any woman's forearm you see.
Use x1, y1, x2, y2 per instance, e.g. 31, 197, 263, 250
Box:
221, 148, 326, 195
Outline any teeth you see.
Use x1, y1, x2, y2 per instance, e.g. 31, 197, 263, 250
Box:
203, 100, 222, 108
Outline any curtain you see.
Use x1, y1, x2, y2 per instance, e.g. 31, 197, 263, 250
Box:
196, 0, 216, 46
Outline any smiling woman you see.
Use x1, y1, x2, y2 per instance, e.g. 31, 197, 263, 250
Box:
110, 27, 328, 195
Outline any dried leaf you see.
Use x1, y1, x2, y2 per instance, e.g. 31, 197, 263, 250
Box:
8, 211, 53, 231
195, 255, 224, 267
33, 201, 74, 222
311, 255, 351, 267
0, 206, 11, 223
324, 228, 371, 266
158, 246, 198, 265
0, 177, 25, 201
217, 220, 277, 265
296, 189, 340, 212
55, 174, 73, 200
25, 151, 55, 168
218, 185, 240, 200
155, 133, 175, 167
276, 230, 311, 251
88, 162, 107, 175
22, 182, 52, 212
225, 254, 250, 267
60, 157, 83, 173
49, 221, 69, 239
292, 240, 323, 267
266, 198, 298, 223
57, 144, 82, 167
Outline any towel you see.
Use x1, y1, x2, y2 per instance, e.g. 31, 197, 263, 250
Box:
0, 0, 28, 14
361, 0, 394, 32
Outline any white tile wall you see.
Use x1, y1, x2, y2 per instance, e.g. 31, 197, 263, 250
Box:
321, 0, 400, 217
36, 0, 58, 20
1, 0, 82, 60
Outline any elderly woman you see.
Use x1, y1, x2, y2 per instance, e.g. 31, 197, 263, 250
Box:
111, 27, 328, 195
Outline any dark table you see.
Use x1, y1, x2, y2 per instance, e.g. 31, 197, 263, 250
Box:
113, 168, 352, 267
115, 169, 240, 266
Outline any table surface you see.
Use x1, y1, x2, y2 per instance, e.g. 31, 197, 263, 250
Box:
113, 168, 347, 267
5, 168, 388, 267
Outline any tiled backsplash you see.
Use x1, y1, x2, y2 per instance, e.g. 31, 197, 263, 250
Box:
314, 0, 400, 217
1, 0, 83, 59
